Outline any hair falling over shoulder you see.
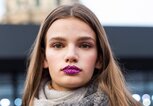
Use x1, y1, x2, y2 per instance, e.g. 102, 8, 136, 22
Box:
22, 3, 142, 106
98, 58, 142, 106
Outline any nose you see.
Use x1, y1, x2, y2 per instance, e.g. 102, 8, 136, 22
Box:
64, 46, 78, 63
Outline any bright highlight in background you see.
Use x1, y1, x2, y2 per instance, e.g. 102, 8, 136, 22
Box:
0, 0, 5, 20
142, 94, 150, 100
0, 98, 10, 106
14, 98, 22, 106
81, 0, 153, 27
132, 94, 141, 101
142, 94, 151, 106
143, 99, 151, 106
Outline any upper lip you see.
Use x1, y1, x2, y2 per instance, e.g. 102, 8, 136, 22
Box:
62, 65, 81, 71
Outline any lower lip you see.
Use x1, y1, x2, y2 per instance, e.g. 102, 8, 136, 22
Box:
63, 69, 80, 75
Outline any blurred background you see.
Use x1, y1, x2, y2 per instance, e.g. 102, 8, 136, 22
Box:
0, 0, 153, 106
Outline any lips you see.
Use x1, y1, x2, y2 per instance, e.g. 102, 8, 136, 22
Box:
62, 65, 81, 75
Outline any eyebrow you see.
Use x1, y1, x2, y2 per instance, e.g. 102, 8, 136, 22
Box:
48, 36, 96, 42
48, 37, 66, 42
77, 37, 96, 42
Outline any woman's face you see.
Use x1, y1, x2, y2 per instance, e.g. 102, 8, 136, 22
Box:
44, 17, 98, 91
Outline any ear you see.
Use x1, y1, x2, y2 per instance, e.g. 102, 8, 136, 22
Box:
42, 49, 48, 68
43, 58, 48, 68
95, 57, 102, 69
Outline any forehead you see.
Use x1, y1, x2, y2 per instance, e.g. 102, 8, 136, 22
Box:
46, 17, 95, 38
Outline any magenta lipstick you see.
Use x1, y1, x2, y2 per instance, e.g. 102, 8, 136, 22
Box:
62, 65, 81, 75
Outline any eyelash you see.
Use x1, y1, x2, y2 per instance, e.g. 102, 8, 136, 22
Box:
50, 42, 93, 49
79, 43, 93, 49
51, 42, 64, 48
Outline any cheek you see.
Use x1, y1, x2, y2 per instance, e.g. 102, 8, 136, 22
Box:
45, 50, 60, 62
45, 52, 60, 76
45, 49, 65, 68
46, 53, 53, 64
45, 51, 61, 70
82, 52, 97, 69
84, 51, 97, 63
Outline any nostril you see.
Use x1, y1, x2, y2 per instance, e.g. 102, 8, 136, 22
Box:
65, 58, 77, 63
66, 59, 69, 62
73, 59, 77, 62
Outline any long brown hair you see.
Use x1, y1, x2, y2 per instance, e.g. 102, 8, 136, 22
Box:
22, 3, 141, 106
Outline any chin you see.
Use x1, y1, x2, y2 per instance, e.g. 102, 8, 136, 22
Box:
63, 81, 88, 89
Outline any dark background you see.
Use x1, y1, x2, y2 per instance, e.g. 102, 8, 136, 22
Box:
0, 25, 153, 106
